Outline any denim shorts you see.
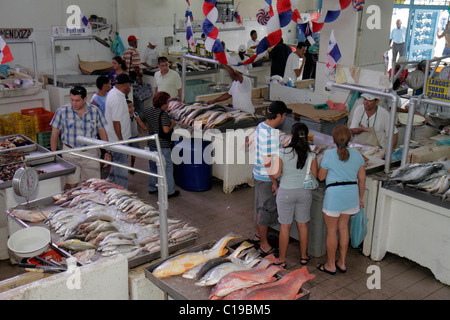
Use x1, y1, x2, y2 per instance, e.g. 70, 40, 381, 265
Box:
254, 179, 278, 227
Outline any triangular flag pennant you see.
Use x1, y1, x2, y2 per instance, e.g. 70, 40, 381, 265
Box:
0, 36, 14, 64
186, 14, 195, 52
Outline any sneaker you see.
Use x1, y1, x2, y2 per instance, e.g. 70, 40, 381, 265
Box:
168, 190, 180, 198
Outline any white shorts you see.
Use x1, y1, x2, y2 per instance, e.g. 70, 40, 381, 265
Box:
323, 205, 360, 218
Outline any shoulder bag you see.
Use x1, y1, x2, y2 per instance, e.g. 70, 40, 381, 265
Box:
303, 153, 318, 190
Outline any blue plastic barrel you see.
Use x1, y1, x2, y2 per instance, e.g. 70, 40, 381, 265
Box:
173, 138, 212, 192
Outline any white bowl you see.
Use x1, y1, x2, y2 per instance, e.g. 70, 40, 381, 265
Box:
398, 113, 425, 126
7, 227, 51, 258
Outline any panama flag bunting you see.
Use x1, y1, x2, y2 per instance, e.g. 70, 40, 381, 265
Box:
186, 14, 196, 51
325, 29, 341, 76
0, 36, 14, 64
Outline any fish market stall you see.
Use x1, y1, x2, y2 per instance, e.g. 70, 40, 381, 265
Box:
167, 100, 264, 193
0, 134, 76, 260
144, 236, 313, 300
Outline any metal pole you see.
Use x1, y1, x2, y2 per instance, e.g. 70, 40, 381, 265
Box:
181, 55, 186, 103
51, 36, 57, 86
329, 82, 399, 173
6, 39, 39, 82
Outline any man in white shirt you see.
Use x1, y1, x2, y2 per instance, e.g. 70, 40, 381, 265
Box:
105, 73, 132, 189
141, 40, 159, 68
283, 42, 307, 83
247, 30, 259, 50
206, 64, 255, 114
154, 56, 182, 99
349, 93, 398, 152
389, 19, 406, 69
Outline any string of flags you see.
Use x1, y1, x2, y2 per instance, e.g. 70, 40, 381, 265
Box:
325, 29, 342, 76
186, 0, 195, 51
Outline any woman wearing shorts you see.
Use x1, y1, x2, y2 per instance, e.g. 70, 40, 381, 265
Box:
317, 125, 366, 275
273, 123, 318, 268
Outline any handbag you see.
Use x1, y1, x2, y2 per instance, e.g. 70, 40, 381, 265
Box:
350, 207, 368, 248
303, 153, 318, 190
133, 82, 153, 101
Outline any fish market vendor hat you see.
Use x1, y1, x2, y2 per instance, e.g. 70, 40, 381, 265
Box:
361, 93, 379, 101
238, 44, 246, 52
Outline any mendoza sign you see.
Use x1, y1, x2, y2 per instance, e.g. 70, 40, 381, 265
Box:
425, 78, 450, 102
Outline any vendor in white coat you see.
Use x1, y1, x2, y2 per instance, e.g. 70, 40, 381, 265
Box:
349, 93, 398, 152
206, 64, 255, 114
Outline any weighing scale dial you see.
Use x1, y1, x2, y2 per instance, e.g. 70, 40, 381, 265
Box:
406, 70, 425, 90
439, 66, 450, 80
12, 166, 39, 198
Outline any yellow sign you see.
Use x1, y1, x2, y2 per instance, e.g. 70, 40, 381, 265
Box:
188, 43, 214, 59
425, 78, 450, 102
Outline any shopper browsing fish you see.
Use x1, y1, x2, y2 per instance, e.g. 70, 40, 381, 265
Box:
272, 122, 318, 268
316, 125, 366, 275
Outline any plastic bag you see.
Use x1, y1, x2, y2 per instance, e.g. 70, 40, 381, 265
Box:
350, 207, 368, 248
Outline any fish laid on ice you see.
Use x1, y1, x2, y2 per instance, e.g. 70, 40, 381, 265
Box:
390, 162, 444, 184
437, 176, 450, 194
152, 232, 240, 279
73, 249, 96, 264
10, 208, 50, 223
224, 267, 315, 300
57, 239, 96, 252
442, 188, 450, 202
209, 263, 283, 300
184, 241, 253, 280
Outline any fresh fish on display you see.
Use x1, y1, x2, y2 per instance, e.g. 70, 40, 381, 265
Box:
442, 188, 450, 201
73, 249, 96, 264
101, 245, 141, 259
10, 208, 52, 223
195, 248, 261, 287
389, 162, 444, 184
57, 239, 97, 252
209, 262, 283, 300
183, 241, 253, 280
437, 175, 450, 194
224, 267, 315, 300
152, 232, 240, 279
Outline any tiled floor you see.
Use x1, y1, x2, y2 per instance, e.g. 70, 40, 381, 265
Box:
1, 156, 449, 300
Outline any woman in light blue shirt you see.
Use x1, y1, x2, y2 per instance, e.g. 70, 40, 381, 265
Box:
316, 125, 366, 275
273, 122, 318, 268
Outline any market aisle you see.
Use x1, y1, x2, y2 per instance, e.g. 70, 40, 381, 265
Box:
1, 156, 449, 300
127, 157, 450, 300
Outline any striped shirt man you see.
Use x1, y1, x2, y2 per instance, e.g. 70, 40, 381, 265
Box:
140, 107, 172, 148
50, 103, 108, 148
123, 47, 141, 73
253, 121, 281, 181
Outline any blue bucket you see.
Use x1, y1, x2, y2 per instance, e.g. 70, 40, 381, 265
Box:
173, 138, 212, 192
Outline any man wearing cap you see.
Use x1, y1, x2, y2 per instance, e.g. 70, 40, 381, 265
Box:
231, 45, 252, 75
105, 73, 132, 189
206, 64, 255, 114
349, 93, 398, 151
253, 100, 291, 257
141, 40, 159, 68
50, 85, 111, 190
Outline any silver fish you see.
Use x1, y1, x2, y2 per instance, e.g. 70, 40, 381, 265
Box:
390, 163, 444, 184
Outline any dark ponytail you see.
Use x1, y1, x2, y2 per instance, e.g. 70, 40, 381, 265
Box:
288, 122, 310, 169
332, 125, 351, 161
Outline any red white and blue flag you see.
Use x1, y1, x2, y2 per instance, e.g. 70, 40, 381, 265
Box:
80, 10, 91, 27
186, 14, 196, 51
325, 29, 341, 76
185, 0, 193, 21
0, 36, 14, 64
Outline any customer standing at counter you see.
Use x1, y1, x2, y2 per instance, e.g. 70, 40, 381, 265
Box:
283, 42, 307, 83
104, 73, 132, 189
140, 91, 180, 198
206, 64, 255, 114
272, 122, 318, 267
316, 125, 366, 275
253, 101, 291, 257
349, 93, 398, 152
108, 56, 127, 87
154, 56, 182, 100
247, 30, 259, 50
50, 85, 111, 190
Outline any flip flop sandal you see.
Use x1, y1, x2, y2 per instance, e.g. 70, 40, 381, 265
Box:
335, 262, 347, 273
251, 234, 261, 242
258, 247, 276, 257
274, 261, 287, 269
316, 263, 336, 275
300, 256, 310, 265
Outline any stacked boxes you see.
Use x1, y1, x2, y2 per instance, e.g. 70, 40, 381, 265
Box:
20, 107, 55, 149
0, 112, 39, 142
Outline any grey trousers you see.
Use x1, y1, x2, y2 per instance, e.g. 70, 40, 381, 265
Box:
392, 42, 405, 68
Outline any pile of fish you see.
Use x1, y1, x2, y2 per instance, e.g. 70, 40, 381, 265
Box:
389, 160, 450, 201
151, 233, 315, 300
42, 178, 198, 264
167, 101, 260, 130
